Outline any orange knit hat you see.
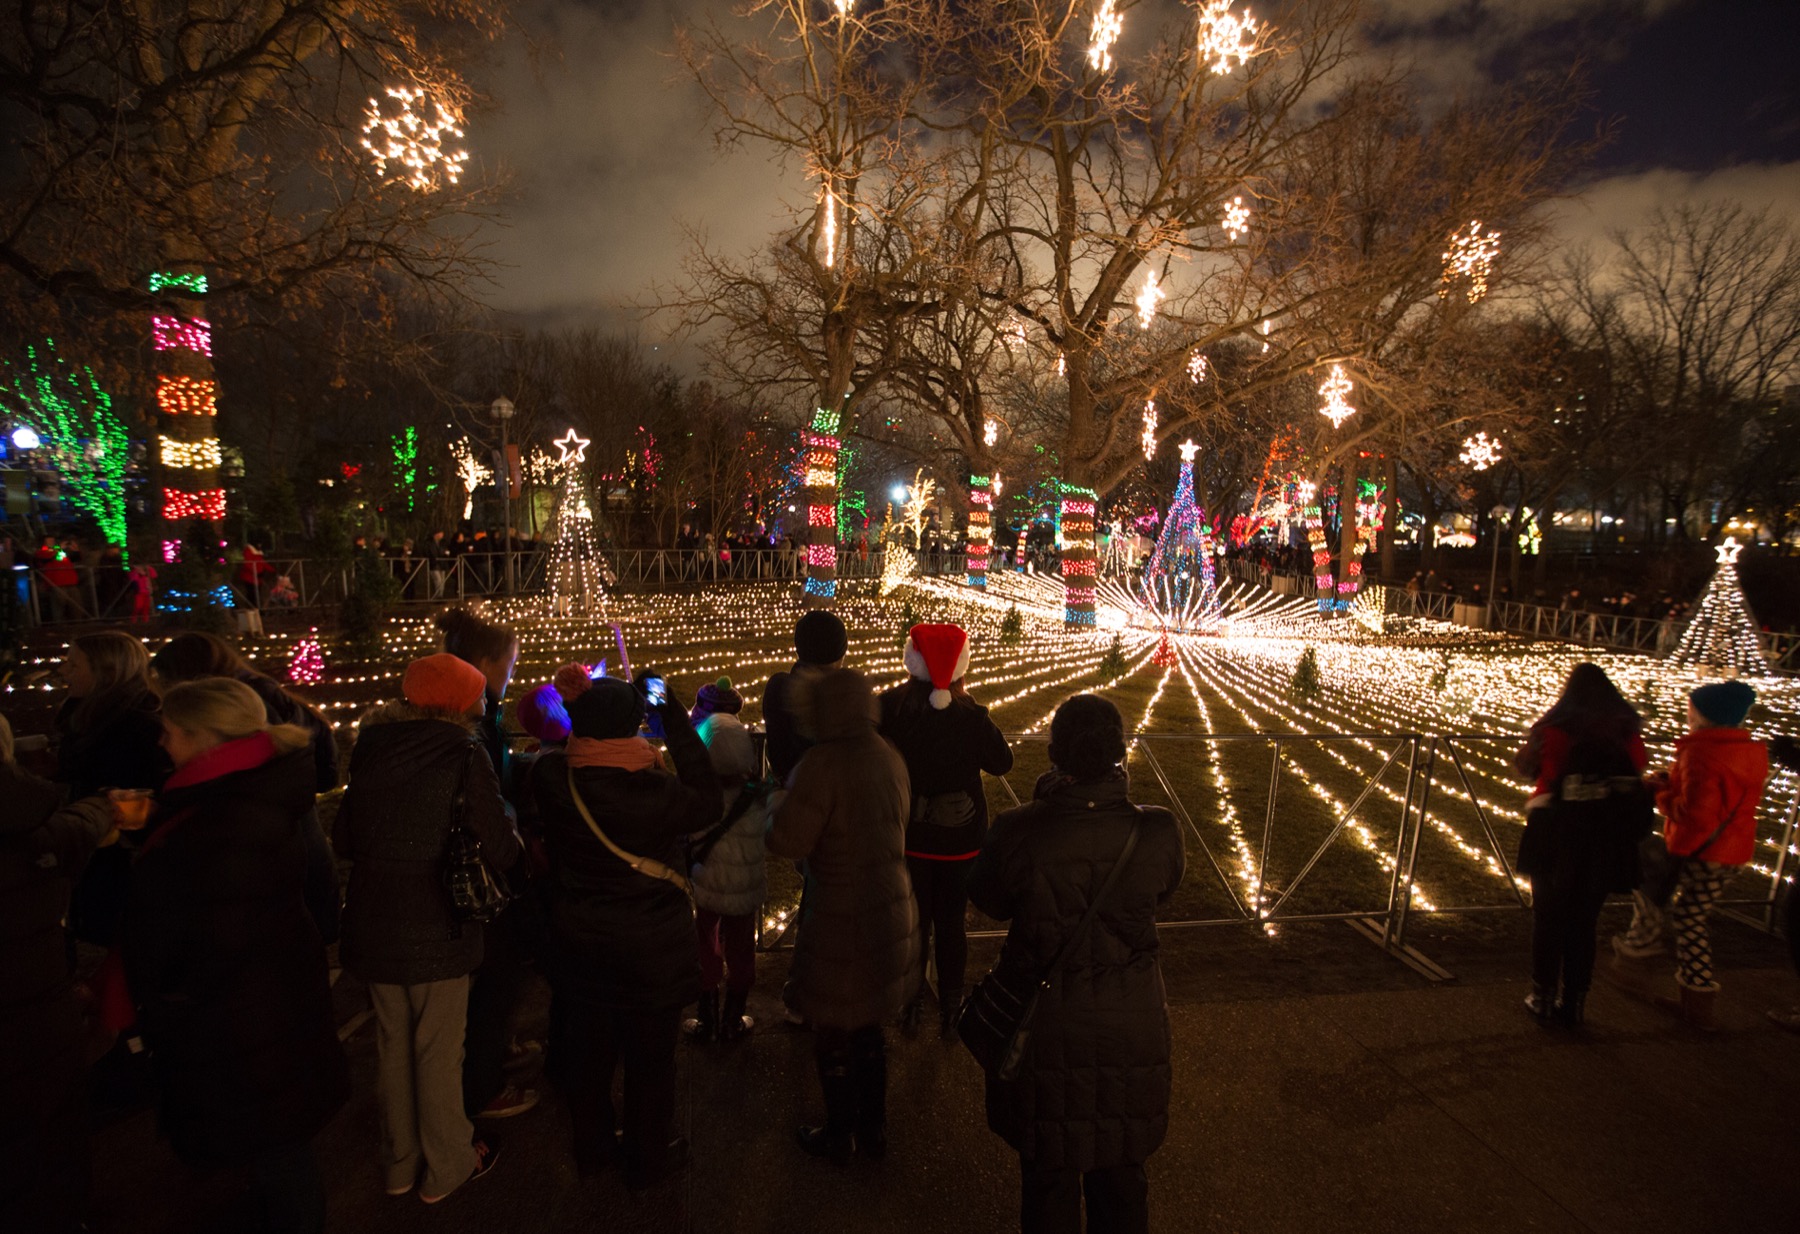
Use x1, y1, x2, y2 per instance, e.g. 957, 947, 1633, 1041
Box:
403, 653, 489, 714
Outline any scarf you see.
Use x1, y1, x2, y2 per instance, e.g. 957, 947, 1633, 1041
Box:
568, 736, 664, 772
162, 731, 279, 793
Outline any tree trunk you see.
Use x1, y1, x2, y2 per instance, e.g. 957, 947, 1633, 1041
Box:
1335, 455, 1359, 610
801, 403, 844, 607
1059, 484, 1098, 626
967, 472, 993, 589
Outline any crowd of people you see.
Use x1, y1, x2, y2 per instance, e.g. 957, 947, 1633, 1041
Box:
0, 608, 1793, 1234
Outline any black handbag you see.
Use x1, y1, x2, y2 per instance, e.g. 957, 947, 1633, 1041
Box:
442, 745, 512, 924
1638, 813, 1735, 907
958, 817, 1141, 1082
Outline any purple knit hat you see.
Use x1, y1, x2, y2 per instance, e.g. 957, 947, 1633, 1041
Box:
689, 676, 744, 727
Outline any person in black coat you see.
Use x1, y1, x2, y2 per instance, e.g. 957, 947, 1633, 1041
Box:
0, 714, 115, 1234
122, 678, 348, 1234
878, 622, 1014, 1037
57, 630, 170, 946
969, 695, 1185, 1234
150, 631, 342, 944
531, 675, 717, 1189
762, 610, 847, 781
336, 655, 519, 1202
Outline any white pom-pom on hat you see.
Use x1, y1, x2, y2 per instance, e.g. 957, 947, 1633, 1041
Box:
903, 623, 971, 709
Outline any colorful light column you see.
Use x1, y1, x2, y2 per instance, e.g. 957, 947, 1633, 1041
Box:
803, 406, 842, 604
151, 269, 222, 562
1060, 484, 1099, 626
967, 474, 993, 588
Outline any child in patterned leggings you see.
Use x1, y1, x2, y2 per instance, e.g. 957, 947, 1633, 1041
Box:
1615, 680, 1768, 1030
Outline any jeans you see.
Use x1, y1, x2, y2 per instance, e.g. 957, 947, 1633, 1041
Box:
250, 1142, 325, 1234
907, 855, 972, 999
1019, 1158, 1149, 1234
553, 993, 680, 1181
1529, 858, 1611, 997
463, 908, 529, 1115
695, 908, 757, 995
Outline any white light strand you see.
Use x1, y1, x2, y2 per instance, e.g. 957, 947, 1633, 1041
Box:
1135, 267, 1165, 329
1141, 399, 1159, 460
1089, 0, 1124, 71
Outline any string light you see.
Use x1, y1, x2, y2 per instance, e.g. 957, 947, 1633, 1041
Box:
450, 437, 492, 521
804, 406, 843, 600
1318, 364, 1356, 428
1088, 0, 1124, 71
1441, 220, 1502, 303
361, 85, 469, 191
1460, 432, 1502, 471
1060, 487, 1100, 625
1669, 541, 1767, 677
983, 417, 999, 447
148, 271, 208, 294
1196, 0, 1261, 74
152, 315, 211, 355
1221, 196, 1251, 240
546, 458, 610, 618
1188, 351, 1209, 383
820, 175, 838, 269
159, 434, 222, 469
968, 474, 993, 588
162, 487, 227, 521
1141, 399, 1159, 460
1137, 440, 1221, 632
156, 375, 216, 416
290, 629, 325, 685
1135, 267, 1165, 329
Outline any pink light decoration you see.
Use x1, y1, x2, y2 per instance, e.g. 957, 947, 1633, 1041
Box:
1062, 499, 1097, 517
1063, 558, 1098, 576
806, 543, 837, 568
162, 540, 181, 563
152, 315, 212, 356
1066, 586, 1097, 604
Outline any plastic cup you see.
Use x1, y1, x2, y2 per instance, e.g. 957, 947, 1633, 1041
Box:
108, 788, 154, 830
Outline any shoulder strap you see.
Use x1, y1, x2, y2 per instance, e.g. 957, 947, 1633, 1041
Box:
565, 762, 691, 895
1043, 814, 1142, 979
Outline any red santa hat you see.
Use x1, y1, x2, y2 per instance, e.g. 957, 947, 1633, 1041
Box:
903, 623, 971, 710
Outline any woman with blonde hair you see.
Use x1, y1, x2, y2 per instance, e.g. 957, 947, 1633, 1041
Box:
122, 677, 348, 1234
58, 629, 167, 945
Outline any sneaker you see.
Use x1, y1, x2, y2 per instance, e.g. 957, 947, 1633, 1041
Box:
385, 1183, 415, 1197
420, 1138, 501, 1204
473, 1085, 539, 1120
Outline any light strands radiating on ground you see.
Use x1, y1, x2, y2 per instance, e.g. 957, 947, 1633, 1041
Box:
1441, 220, 1502, 304
1221, 196, 1251, 240
1318, 364, 1356, 428
1135, 267, 1165, 328
1089, 0, 1124, 71
361, 86, 469, 192
1460, 432, 1502, 471
1196, 0, 1261, 74
1141, 400, 1159, 460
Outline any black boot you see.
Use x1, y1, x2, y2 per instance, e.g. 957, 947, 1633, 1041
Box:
797, 1048, 855, 1165
1556, 989, 1587, 1028
719, 988, 754, 1043
938, 986, 964, 1042
851, 1029, 888, 1161
684, 991, 719, 1044
1524, 983, 1556, 1022
899, 994, 923, 1037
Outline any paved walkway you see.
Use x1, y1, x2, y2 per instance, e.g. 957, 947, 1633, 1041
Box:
89, 919, 1797, 1234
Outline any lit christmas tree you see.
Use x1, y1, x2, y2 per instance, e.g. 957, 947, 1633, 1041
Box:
545, 429, 610, 619
289, 628, 325, 685
1138, 441, 1221, 632
1669, 537, 1767, 677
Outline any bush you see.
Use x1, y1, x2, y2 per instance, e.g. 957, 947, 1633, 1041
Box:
999, 604, 1024, 647
1289, 645, 1321, 706
340, 546, 401, 646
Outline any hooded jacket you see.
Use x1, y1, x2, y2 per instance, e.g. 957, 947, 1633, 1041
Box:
1659, 726, 1769, 865
878, 678, 1014, 859
122, 741, 348, 1167
531, 705, 718, 1012
690, 785, 776, 918
767, 670, 919, 1030
334, 702, 520, 986
969, 773, 1186, 1171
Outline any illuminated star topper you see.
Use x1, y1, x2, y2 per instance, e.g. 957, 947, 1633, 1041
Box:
1178, 440, 1200, 462
555, 428, 591, 464
1715, 536, 1743, 565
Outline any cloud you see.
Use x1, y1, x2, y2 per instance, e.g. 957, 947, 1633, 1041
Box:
1547, 161, 1800, 251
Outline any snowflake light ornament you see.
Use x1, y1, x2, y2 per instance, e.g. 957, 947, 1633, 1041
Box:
1188, 350, 1209, 383
1221, 196, 1251, 241
1141, 400, 1159, 460
361, 86, 469, 192
983, 418, 1000, 448
1135, 268, 1165, 329
1089, 0, 1124, 71
1318, 364, 1356, 428
1459, 432, 1502, 471
1197, 1, 1261, 75
1441, 220, 1502, 303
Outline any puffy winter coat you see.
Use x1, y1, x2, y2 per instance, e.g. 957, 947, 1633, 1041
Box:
878, 679, 1014, 859
969, 773, 1186, 1171
1659, 726, 1769, 865
122, 740, 349, 1167
0, 763, 112, 1226
239, 671, 342, 943
763, 662, 827, 781
335, 704, 520, 986
767, 669, 919, 1030
531, 707, 717, 1013
690, 785, 775, 917
1514, 730, 1653, 892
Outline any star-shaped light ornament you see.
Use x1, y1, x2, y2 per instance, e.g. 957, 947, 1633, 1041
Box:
554, 428, 591, 464
1178, 440, 1200, 462
1715, 536, 1743, 565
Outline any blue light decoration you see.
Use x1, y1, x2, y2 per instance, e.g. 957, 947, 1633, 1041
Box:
158, 585, 235, 614
1139, 442, 1222, 632
804, 575, 837, 599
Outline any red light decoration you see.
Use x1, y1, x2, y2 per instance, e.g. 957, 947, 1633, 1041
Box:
163, 487, 228, 521
156, 375, 217, 416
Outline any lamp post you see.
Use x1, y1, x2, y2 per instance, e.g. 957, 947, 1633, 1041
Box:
1486, 503, 1507, 628
491, 397, 516, 594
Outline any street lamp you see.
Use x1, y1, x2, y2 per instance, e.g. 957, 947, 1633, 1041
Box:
1485, 503, 1508, 625
491, 397, 516, 594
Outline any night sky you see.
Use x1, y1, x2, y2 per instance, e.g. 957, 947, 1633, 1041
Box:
466, 0, 1800, 343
